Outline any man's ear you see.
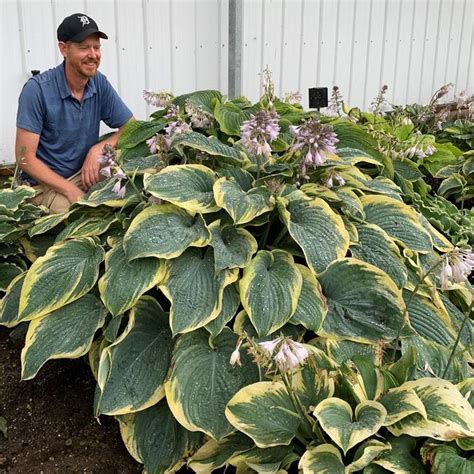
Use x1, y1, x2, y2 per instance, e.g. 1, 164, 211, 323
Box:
58, 41, 67, 58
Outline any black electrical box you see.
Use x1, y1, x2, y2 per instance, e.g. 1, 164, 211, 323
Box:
308, 87, 328, 109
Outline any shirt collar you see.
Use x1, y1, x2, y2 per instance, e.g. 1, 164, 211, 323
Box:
55, 61, 97, 100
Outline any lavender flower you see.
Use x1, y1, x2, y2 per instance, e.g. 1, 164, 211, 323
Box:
325, 173, 346, 188
259, 336, 309, 372
240, 109, 280, 157
284, 91, 303, 105
164, 104, 180, 119
440, 248, 474, 290
143, 90, 174, 108
164, 120, 192, 147
185, 100, 214, 129
258, 338, 280, 354
112, 179, 126, 198
260, 67, 275, 103
290, 118, 338, 179
229, 339, 244, 367
97, 144, 117, 166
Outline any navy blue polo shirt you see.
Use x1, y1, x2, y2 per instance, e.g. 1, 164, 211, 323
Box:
16, 62, 132, 182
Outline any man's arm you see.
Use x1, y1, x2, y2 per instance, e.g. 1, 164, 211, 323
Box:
15, 127, 84, 203
81, 117, 135, 190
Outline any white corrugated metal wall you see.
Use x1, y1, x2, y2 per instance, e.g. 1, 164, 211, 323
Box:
1, 0, 472, 165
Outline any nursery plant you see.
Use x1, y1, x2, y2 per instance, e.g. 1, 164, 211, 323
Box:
1, 76, 473, 473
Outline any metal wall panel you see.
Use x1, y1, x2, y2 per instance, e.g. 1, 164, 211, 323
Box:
1, 0, 472, 165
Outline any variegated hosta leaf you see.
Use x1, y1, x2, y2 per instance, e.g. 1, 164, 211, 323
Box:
0, 273, 25, 327
97, 297, 173, 415
208, 220, 257, 272
21, 294, 107, 380
324, 338, 379, 365
239, 249, 302, 337
160, 247, 237, 335
144, 164, 219, 213
379, 386, 427, 426
293, 363, 335, 410
118, 399, 202, 473
0, 186, 36, 211
99, 241, 164, 316
123, 204, 210, 260
171, 131, 245, 166
0, 263, 23, 291
318, 258, 405, 342
225, 381, 300, 448
360, 195, 432, 253
290, 264, 327, 331
205, 284, 241, 338
347, 440, 391, 473
418, 214, 453, 252
55, 213, 116, 241
213, 101, 260, 136
342, 356, 385, 403
79, 178, 138, 208
213, 177, 274, 225
277, 195, 350, 273
422, 444, 474, 474
28, 212, 71, 237
19, 237, 105, 321
372, 435, 424, 473
351, 223, 407, 289
314, 398, 387, 454
403, 291, 457, 347
173, 89, 222, 113
388, 378, 474, 440
229, 445, 298, 473
165, 328, 259, 440
187, 432, 254, 474
299, 444, 345, 474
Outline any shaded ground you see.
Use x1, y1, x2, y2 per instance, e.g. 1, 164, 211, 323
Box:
0, 326, 142, 473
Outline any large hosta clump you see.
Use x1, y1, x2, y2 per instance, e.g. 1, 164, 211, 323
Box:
1, 87, 473, 473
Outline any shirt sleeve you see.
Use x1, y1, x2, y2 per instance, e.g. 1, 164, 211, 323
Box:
16, 79, 44, 134
99, 75, 133, 129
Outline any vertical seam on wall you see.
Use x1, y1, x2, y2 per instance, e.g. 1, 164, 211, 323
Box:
259, 0, 266, 95
17, 0, 27, 77
297, 0, 305, 93
417, 0, 430, 102
466, 10, 474, 91
194, 0, 198, 90
362, 0, 374, 108
431, 0, 443, 94
347, 0, 357, 104
379, 0, 388, 98
332, 0, 340, 88
405, 0, 417, 103
454, 0, 467, 94
316, 0, 323, 85
51, 0, 58, 63
279, 0, 286, 97
443, 0, 455, 85
142, 0, 150, 118
217, 0, 222, 91
391, 0, 403, 102
169, 0, 174, 92
113, 0, 122, 95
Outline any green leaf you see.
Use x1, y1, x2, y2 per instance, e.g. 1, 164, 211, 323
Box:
299, 444, 345, 474
173, 89, 222, 114
208, 221, 257, 272
118, 120, 166, 149
393, 159, 423, 182
160, 248, 237, 335
19, 237, 105, 321
0, 186, 36, 212
294, 364, 335, 410
165, 328, 259, 439
97, 297, 173, 415
371, 435, 424, 473
28, 212, 71, 237
351, 223, 407, 289
422, 444, 474, 474
21, 294, 107, 380
438, 173, 466, 199
118, 399, 202, 474
225, 381, 300, 447
277, 193, 350, 273
0, 273, 25, 327
240, 250, 302, 337
0, 263, 23, 291
361, 195, 432, 253
124, 204, 210, 260
229, 444, 298, 472
319, 258, 405, 342
379, 386, 426, 426
314, 398, 387, 454
122, 154, 165, 175
290, 264, 327, 331
205, 284, 241, 338
213, 101, 259, 136
144, 164, 219, 213
214, 178, 274, 225
98, 240, 164, 316
388, 378, 474, 440
55, 212, 116, 241
79, 178, 139, 208
422, 143, 458, 176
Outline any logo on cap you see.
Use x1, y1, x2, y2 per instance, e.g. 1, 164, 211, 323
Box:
77, 15, 90, 27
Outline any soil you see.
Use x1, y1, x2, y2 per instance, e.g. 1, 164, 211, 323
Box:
0, 326, 143, 473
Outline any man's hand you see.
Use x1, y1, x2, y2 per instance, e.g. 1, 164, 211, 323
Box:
64, 184, 85, 204
81, 143, 103, 190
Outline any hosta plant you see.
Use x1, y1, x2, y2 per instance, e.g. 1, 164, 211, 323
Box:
1, 83, 473, 473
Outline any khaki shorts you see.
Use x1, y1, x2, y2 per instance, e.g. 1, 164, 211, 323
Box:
29, 171, 82, 214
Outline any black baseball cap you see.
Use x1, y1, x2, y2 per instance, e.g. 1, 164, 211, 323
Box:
57, 13, 108, 43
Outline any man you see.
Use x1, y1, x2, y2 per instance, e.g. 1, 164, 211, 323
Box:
15, 13, 133, 213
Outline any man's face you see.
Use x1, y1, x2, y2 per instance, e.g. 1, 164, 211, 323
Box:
59, 34, 101, 79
